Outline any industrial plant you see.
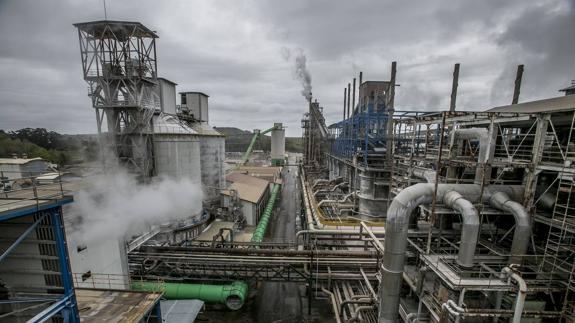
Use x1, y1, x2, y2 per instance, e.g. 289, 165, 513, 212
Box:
1, 18, 575, 323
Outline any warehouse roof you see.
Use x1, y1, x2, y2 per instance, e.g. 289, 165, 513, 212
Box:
486, 95, 575, 113
0, 157, 44, 165
223, 173, 269, 204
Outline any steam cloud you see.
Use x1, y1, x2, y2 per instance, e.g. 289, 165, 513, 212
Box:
68, 169, 203, 243
283, 47, 313, 101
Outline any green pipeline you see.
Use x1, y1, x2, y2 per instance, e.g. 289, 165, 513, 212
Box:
131, 281, 248, 310
251, 183, 281, 243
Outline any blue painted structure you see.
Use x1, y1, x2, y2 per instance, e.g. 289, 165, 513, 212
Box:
0, 197, 80, 322
330, 102, 391, 166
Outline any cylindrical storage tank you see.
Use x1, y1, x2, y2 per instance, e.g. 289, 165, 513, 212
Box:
357, 170, 388, 218
153, 114, 201, 185
197, 131, 226, 204
271, 123, 285, 166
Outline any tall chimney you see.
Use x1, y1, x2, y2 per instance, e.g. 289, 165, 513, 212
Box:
450, 63, 460, 112
343, 87, 347, 121
512, 64, 524, 104
347, 83, 351, 119
359, 71, 363, 112
352, 78, 356, 116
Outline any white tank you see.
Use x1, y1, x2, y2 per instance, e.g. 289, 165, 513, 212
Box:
152, 114, 201, 185
271, 123, 285, 166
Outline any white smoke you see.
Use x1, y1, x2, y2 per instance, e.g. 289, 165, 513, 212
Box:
68, 169, 203, 244
282, 47, 313, 101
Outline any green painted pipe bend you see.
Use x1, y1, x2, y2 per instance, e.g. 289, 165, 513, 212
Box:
131, 281, 248, 310
251, 184, 281, 243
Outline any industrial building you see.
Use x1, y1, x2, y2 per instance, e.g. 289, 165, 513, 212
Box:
3, 16, 575, 323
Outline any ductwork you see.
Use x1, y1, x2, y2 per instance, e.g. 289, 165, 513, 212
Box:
443, 191, 479, 268
452, 128, 494, 184
378, 183, 525, 323
412, 168, 436, 183
488, 192, 531, 265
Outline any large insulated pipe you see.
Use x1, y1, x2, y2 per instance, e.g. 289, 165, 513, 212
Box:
488, 192, 531, 265
501, 267, 528, 323
131, 281, 248, 310
251, 183, 281, 243
443, 191, 479, 268
412, 168, 436, 183
452, 128, 492, 184
378, 183, 525, 323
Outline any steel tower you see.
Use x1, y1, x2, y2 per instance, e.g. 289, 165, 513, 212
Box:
74, 20, 160, 178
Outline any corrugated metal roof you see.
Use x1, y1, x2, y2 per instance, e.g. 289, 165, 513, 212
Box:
222, 182, 265, 204
223, 173, 270, 204
190, 123, 224, 136
153, 114, 198, 135
486, 95, 575, 113
227, 172, 270, 186
161, 299, 204, 322
0, 157, 44, 165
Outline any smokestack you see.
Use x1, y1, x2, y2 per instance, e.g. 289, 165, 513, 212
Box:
347, 83, 351, 119
352, 78, 356, 116
359, 72, 363, 112
388, 61, 397, 111
512, 64, 524, 104
450, 63, 460, 112
343, 87, 347, 121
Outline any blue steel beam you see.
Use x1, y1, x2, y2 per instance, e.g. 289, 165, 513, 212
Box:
51, 208, 80, 323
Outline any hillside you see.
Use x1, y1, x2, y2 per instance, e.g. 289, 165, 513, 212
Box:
215, 127, 302, 153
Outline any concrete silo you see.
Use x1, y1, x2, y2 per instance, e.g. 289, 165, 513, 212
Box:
271, 123, 285, 166
191, 123, 226, 205
153, 114, 201, 185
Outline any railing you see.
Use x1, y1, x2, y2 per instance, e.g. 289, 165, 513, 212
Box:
0, 170, 71, 213
72, 272, 164, 291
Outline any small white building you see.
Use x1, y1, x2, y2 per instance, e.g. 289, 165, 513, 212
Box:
221, 172, 270, 226
0, 157, 47, 181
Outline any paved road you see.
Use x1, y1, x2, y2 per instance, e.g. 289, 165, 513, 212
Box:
256, 154, 304, 322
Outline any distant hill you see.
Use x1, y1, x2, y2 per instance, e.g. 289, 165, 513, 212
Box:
215, 127, 302, 153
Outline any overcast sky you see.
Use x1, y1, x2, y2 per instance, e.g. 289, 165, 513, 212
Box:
0, 0, 573, 136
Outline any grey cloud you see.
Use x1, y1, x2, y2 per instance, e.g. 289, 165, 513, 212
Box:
0, 0, 573, 137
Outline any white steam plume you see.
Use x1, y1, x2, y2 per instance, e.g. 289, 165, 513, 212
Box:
68, 169, 203, 243
283, 47, 313, 101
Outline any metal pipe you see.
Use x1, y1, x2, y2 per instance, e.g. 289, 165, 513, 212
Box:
315, 184, 350, 199
340, 298, 372, 318
378, 183, 524, 323
349, 305, 375, 323
321, 287, 343, 323
489, 192, 531, 265
443, 191, 479, 268
502, 266, 528, 323
131, 281, 248, 310
360, 268, 377, 300
251, 183, 282, 243
441, 299, 465, 320
412, 168, 436, 183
